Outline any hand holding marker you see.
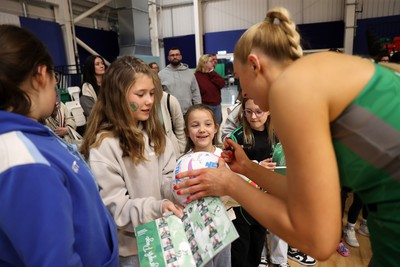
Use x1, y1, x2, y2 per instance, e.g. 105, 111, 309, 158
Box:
222, 139, 257, 187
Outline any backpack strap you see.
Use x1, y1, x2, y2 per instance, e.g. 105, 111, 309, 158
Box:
166, 93, 176, 134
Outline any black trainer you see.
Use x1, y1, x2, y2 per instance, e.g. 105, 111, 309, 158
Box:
287, 247, 316, 266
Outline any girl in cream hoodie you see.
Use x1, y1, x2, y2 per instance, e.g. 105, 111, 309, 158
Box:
81, 56, 183, 267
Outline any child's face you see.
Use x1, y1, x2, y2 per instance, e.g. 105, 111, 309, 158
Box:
186, 109, 217, 152
128, 73, 155, 124
244, 99, 269, 131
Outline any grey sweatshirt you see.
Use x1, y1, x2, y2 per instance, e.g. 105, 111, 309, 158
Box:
158, 63, 202, 114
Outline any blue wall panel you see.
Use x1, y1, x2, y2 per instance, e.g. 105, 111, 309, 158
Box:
297, 21, 344, 50
167, 16, 399, 65
354, 15, 400, 57
203, 21, 345, 55
75, 26, 119, 67
20, 17, 67, 66
204, 29, 245, 54
163, 35, 196, 68
19, 13, 399, 72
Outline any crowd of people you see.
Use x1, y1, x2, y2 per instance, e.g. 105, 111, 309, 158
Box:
1, 4, 400, 267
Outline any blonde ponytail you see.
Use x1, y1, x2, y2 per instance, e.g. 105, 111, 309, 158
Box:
234, 7, 303, 64
266, 7, 303, 59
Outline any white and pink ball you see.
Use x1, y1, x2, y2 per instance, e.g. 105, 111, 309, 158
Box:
173, 152, 219, 205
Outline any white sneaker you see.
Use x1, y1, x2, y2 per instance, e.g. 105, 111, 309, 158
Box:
344, 227, 360, 247
287, 247, 316, 266
358, 221, 370, 237
259, 256, 269, 267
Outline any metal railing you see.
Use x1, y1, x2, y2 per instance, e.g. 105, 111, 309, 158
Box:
55, 64, 82, 103
55, 64, 82, 90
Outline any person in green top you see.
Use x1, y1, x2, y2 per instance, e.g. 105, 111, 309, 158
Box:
174, 6, 400, 267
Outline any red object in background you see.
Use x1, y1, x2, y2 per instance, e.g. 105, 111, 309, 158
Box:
383, 43, 396, 54
393, 36, 400, 52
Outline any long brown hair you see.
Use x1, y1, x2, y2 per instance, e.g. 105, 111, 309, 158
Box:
81, 55, 106, 96
80, 56, 165, 164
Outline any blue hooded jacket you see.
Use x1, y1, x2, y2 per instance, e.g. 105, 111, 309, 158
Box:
0, 111, 118, 266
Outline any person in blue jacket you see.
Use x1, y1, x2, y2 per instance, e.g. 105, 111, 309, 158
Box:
0, 24, 118, 266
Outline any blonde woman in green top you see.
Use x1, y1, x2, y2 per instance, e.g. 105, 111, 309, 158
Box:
175, 7, 400, 266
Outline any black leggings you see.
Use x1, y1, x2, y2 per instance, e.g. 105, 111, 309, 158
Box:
341, 187, 368, 224
231, 207, 266, 267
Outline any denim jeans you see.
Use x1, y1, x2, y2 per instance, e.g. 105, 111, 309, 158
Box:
204, 104, 223, 126
204, 243, 231, 267
261, 232, 288, 265
269, 232, 288, 264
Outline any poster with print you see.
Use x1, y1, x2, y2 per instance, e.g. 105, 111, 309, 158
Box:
135, 197, 239, 267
